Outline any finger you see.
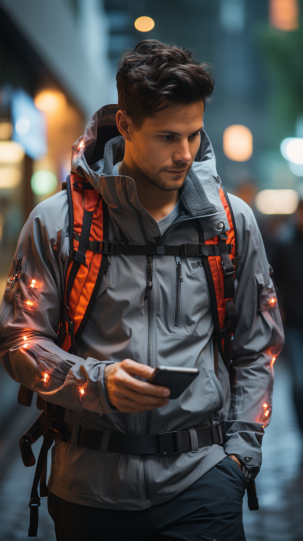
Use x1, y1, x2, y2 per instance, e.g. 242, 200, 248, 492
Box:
121, 359, 155, 379
119, 371, 170, 397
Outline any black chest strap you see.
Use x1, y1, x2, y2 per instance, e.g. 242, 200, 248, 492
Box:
72, 235, 233, 258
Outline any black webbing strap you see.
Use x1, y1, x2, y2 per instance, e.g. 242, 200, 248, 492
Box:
67, 209, 94, 295
218, 236, 237, 339
28, 409, 64, 537
61, 423, 224, 456
72, 235, 233, 258
247, 480, 259, 511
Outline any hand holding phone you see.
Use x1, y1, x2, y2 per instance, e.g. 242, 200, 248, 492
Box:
148, 366, 199, 399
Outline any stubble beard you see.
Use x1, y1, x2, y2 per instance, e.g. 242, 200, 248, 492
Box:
131, 151, 191, 193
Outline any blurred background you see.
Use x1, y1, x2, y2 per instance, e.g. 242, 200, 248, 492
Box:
0, 1, 303, 539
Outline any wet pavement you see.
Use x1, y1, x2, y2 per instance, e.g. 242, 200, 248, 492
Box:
0, 358, 302, 541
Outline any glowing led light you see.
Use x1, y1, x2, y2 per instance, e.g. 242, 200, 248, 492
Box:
271, 356, 276, 366
26, 300, 34, 306
269, 297, 277, 305
223, 125, 253, 162
269, 0, 299, 31
30, 279, 37, 288
43, 373, 49, 383
78, 139, 85, 151
23, 343, 29, 349
134, 16, 155, 32
255, 189, 298, 215
263, 403, 268, 409
34, 90, 66, 113
265, 410, 270, 417
23, 336, 28, 341
79, 388, 85, 395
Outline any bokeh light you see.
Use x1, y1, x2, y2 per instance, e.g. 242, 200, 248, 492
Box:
31, 171, 58, 195
0, 122, 13, 140
255, 189, 299, 215
280, 138, 303, 165
269, 0, 299, 31
134, 16, 155, 32
0, 141, 25, 163
34, 90, 66, 113
0, 167, 22, 189
15, 116, 31, 136
223, 125, 253, 162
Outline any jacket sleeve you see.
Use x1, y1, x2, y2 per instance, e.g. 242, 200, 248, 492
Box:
0, 195, 115, 416
223, 195, 284, 478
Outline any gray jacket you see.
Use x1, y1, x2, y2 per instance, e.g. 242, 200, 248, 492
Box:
0, 104, 284, 510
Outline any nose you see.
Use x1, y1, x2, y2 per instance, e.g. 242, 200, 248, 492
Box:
173, 139, 192, 165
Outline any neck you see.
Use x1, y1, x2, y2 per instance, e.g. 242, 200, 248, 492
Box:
118, 157, 179, 222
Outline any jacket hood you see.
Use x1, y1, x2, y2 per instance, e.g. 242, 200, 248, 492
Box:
70, 104, 230, 240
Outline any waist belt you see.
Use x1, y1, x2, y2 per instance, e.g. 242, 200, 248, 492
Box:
61, 423, 224, 456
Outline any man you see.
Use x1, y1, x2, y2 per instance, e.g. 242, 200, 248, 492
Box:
0, 40, 283, 541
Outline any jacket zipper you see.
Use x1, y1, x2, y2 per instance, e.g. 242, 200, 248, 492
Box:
175, 256, 183, 327
143, 255, 154, 500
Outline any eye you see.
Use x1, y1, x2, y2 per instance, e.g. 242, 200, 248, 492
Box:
162, 135, 175, 141
190, 131, 202, 139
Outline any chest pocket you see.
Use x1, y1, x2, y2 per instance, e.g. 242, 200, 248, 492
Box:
173, 256, 210, 331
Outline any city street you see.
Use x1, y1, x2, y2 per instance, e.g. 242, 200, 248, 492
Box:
0, 358, 302, 541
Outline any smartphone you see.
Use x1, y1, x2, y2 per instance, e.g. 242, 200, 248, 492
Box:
148, 366, 199, 399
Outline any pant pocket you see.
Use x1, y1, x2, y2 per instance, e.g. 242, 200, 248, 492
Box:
225, 456, 246, 491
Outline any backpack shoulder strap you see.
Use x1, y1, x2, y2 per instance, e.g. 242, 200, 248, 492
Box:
58, 172, 108, 353
199, 186, 237, 368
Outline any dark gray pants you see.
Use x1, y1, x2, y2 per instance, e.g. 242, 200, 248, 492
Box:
48, 456, 246, 541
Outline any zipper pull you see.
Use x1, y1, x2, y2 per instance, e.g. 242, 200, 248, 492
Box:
176, 256, 183, 282
144, 255, 153, 300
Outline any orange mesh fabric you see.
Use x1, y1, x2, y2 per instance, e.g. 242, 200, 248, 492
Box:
61, 173, 103, 352
205, 188, 236, 347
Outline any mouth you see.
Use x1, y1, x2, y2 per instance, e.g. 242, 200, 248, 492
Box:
165, 169, 187, 174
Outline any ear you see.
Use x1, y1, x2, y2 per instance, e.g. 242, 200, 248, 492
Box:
116, 110, 132, 142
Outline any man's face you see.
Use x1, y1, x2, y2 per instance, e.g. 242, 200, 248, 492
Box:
128, 101, 204, 192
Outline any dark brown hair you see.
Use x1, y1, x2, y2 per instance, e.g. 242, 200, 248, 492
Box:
116, 39, 215, 129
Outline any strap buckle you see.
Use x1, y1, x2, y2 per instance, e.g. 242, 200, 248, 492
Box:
45, 418, 62, 440
71, 250, 87, 266
222, 264, 234, 277
180, 244, 201, 257
101, 241, 117, 255
221, 254, 235, 276
210, 424, 224, 445
28, 497, 41, 508
157, 431, 182, 455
